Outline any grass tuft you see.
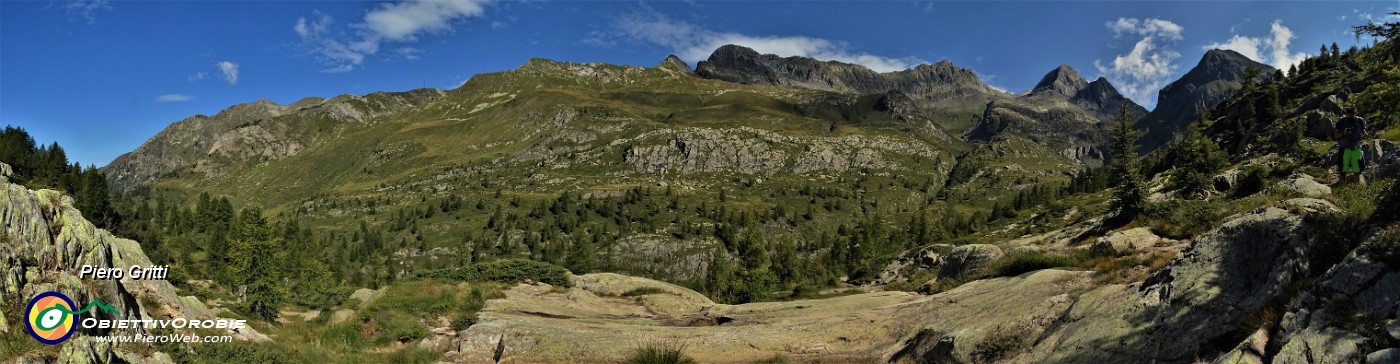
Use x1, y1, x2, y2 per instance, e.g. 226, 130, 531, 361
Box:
625, 341, 696, 364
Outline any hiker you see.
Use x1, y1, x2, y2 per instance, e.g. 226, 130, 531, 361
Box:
1334, 107, 1368, 185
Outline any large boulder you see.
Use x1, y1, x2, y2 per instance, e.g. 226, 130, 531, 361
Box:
1090, 227, 1163, 255
939, 244, 1004, 278
1274, 173, 1331, 198
1303, 110, 1337, 140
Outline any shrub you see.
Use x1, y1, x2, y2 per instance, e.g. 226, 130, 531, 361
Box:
368, 281, 458, 318
451, 287, 488, 331
753, 354, 791, 364
625, 342, 696, 364
622, 287, 669, 297
970, 325, 1031, 363
1232, 165, 1269, 198
318, 323, 368, 350
368, 311, 429, 345
992, 250, 1092, 277
1363, 225, 1400, 268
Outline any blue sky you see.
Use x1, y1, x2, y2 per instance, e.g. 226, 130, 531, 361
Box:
2, 0, 1397, 167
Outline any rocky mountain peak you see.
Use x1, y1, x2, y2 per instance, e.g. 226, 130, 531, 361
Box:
1136, 49, 1275, 151
693, 44, 996, 109
657, 54, 695, 75
1029, 64, 1089, 98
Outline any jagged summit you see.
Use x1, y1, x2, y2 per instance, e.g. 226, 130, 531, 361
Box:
1028, 64, 1089, 98
1136, 48, 1275, 151
657, 54, 695, 75
694, 44, 995, 106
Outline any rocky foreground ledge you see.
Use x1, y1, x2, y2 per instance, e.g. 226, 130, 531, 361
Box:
443, 205, 1397, 364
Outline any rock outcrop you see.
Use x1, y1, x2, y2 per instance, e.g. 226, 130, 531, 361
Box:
1271, 234, 1400, 363
1017, 207, 1312, 363
1, 161, 261, 362
451, 270, 1091, 363
939, 244, 1004, 278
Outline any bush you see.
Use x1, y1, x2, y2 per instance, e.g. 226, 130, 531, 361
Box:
1363, 225, 1400, 268
417, 259, 572, 287
368, 311, 430, 345
1232, 165, 1270, 198
622, 287, 669, 297
368, 281, 458, 318
992, 250, 1092, 277
318, 323, 368, 350
970, 325, 1031, 363
625, 342, 696, 364
451, 287, 488, 331
1370, 179, 1400, 225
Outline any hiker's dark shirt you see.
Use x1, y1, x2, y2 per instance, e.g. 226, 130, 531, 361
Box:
1337, 116, 1367, 149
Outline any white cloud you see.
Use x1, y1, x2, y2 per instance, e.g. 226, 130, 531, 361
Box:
217, 61, 239, 85
66, 0, 111, 25
319, 64, 354, 74
1107, 17, 1184, 41
1203, 20, 1307, 70
602, 10, 924, 73
156, 94, 194, 102
1095, 17, 1184, 107
396, 47, 422, 60
187, 72, 207, 82
295, 0, 491, 73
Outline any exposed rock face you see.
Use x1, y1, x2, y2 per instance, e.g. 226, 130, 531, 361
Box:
1076, 77, 1149, 122
452, 270, 1091, 363
622, 127, 950, 176
694, 44, 998, 107
1274, 173, 1333, 198
1137, 49, 1275, 152
1, 161, 261, 362
966, 100, 1112, 165
656, 54, 694, 75
966, 65, 1144, 166
1029, 65, 1090, 99
1019, 207, 1312, 363
939, 244, 1004, 278
102, 89, 446, 190
1272, 235, 1400, 363
1090, 227, 1165, 255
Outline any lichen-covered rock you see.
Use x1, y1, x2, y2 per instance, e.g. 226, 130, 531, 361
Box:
1280, 197, 1341, 216
1090, 227, 1162, 255
1273, 235, 1400, 364
1021, 207, 1312, 363
939, 244, 1004, 278
1274, 173, 1332, 198
1, 166, 266, 362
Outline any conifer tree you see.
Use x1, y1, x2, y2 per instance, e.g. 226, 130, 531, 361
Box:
1110, 108, 1148, 220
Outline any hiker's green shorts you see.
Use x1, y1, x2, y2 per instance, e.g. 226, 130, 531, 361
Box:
1342, 148, 1364, 173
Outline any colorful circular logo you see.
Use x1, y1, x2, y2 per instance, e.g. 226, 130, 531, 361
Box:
25, 292, 77, 345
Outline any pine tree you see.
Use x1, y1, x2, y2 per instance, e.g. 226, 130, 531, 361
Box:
1169, 117, 1228, 199
705, 246, 735, 303
733, 223, 775, 303
566, 233, 595, 274
1110, 108, 1148, 220
228, 206, 283, 320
